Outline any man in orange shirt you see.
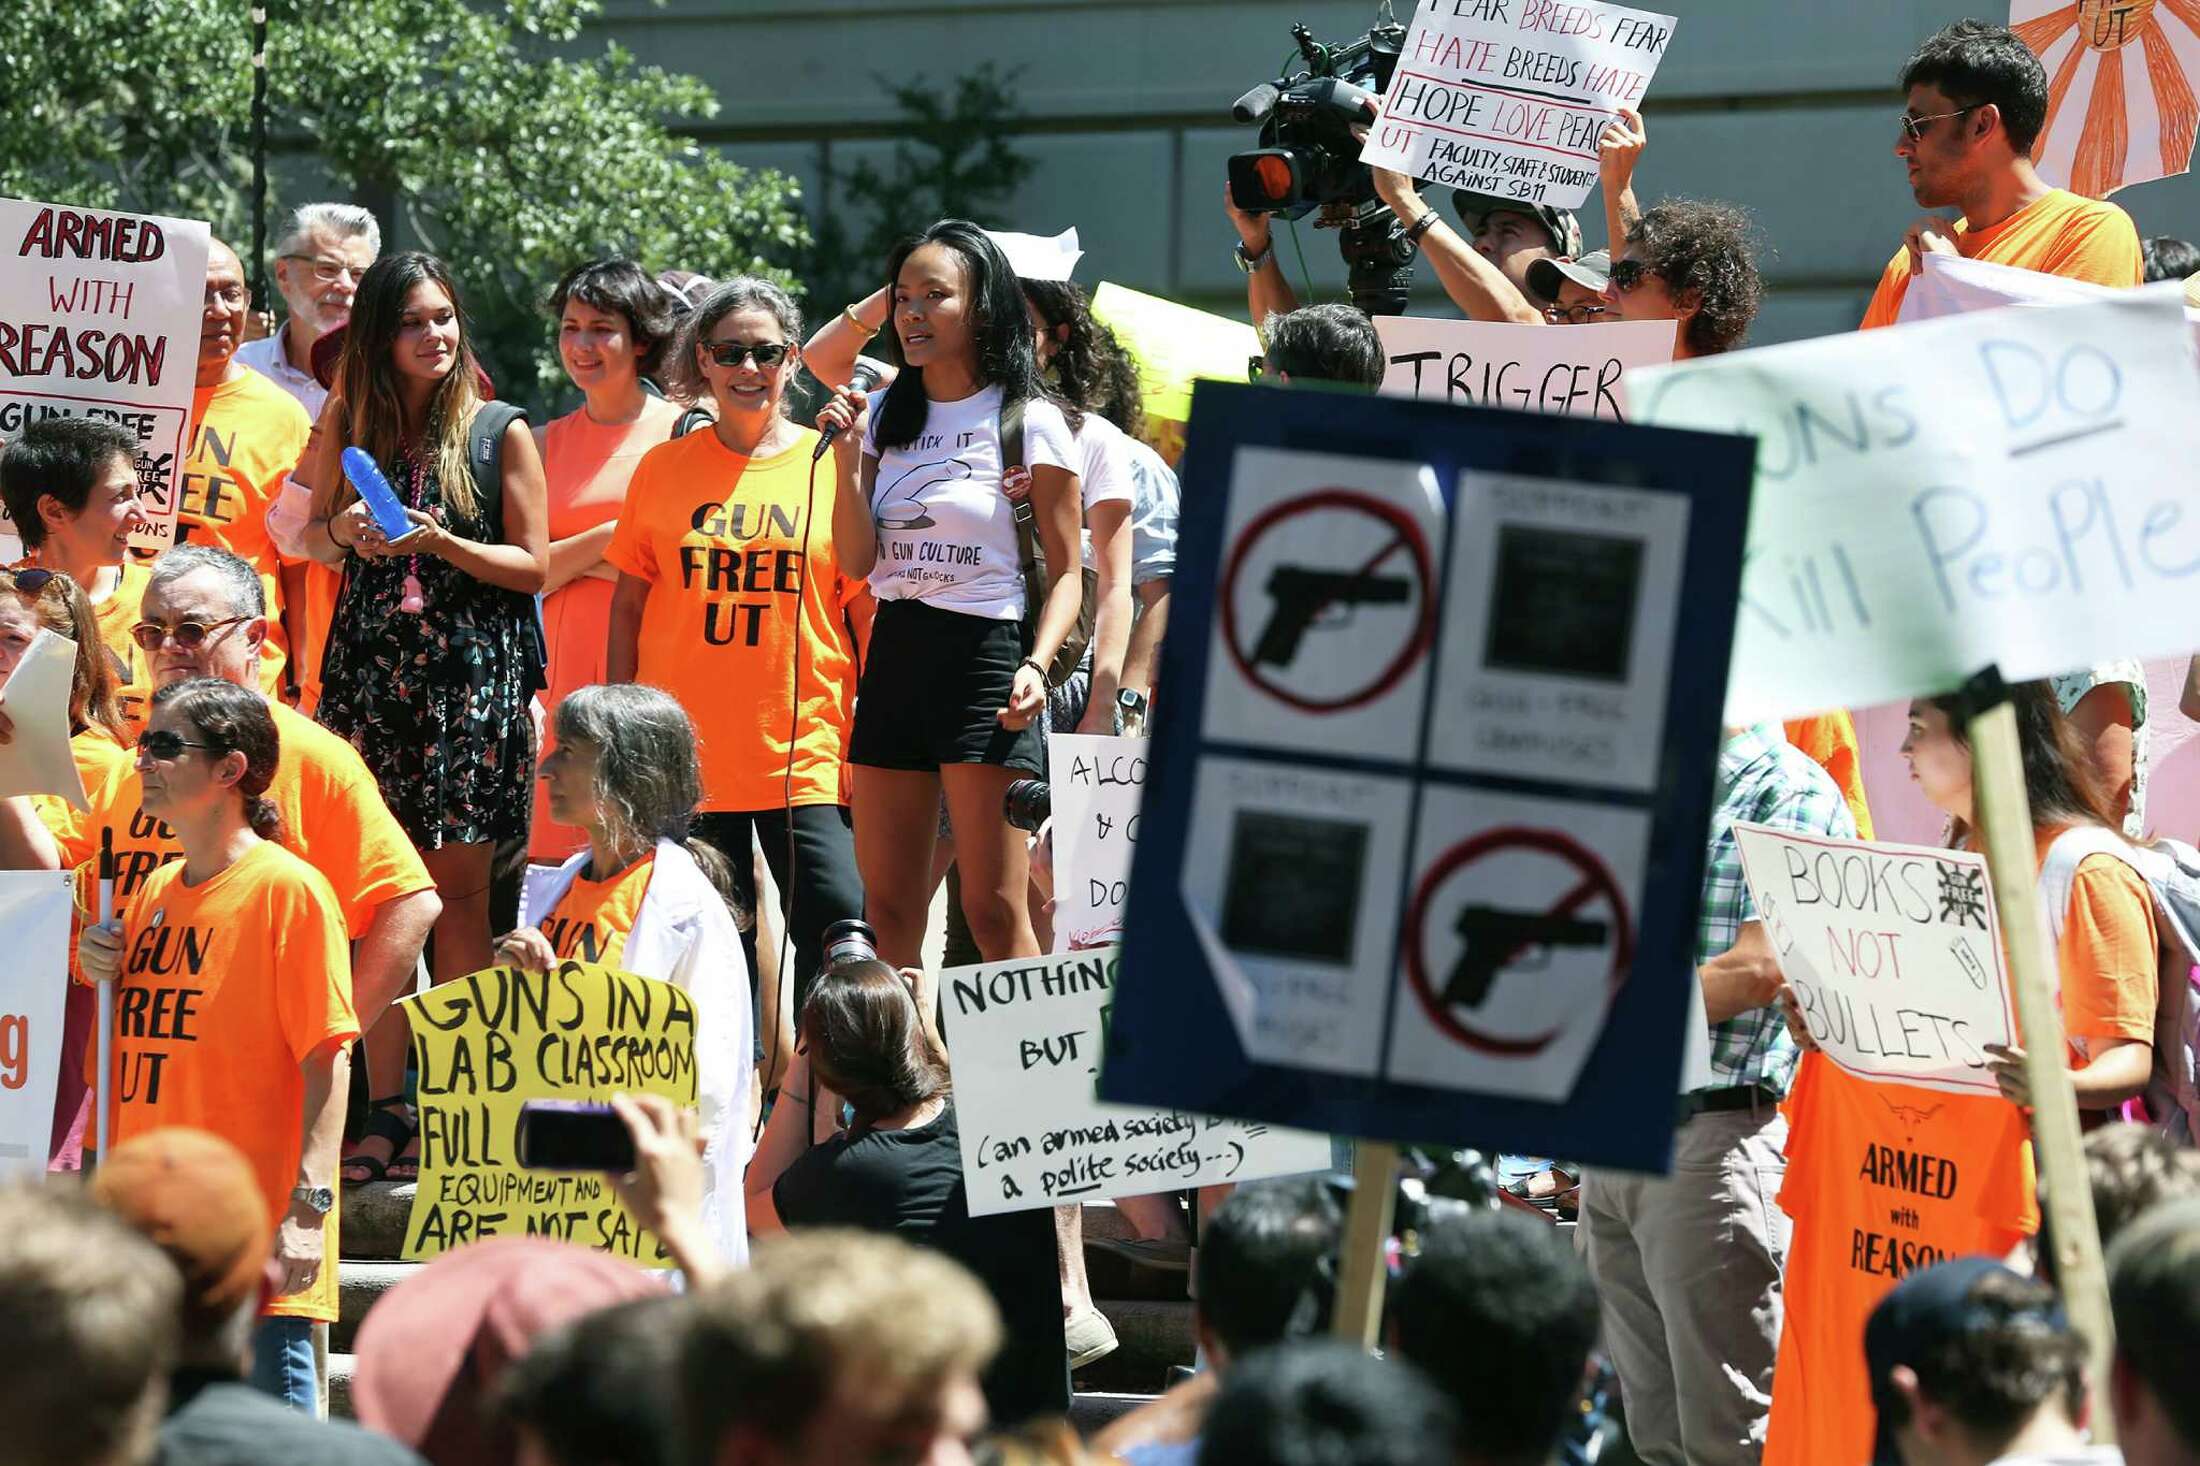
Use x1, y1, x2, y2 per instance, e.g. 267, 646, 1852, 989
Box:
179, 241, 312, 697
1861, 19, 2142, 328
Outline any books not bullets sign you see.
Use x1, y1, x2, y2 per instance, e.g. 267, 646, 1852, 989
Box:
1733, 824, 2015, 1097
941, 948, 1328, 1216
1360, 0, 1678, 212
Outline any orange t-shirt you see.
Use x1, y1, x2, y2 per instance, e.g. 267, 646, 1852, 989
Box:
1766, 1053, 2036, 1466
2034, 824, 2159, 1070
539, 854, 656, 967
98, 840, 358, 1322
51, 699, 432, 934
178, 370, 312, 691
1783, 711, 1876, 841
531, 398, 682, 860
1858, 188, 2142, 328
90, 561, 155, 739
606, 427, 866, 812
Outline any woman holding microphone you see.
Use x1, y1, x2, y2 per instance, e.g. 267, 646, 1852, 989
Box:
818, 220, 1084, 969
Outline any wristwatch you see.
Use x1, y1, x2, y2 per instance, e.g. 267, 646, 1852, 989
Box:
290, 1184, 335, 1216
1234, 238, 1275, 274
1116, 687, 1149, 735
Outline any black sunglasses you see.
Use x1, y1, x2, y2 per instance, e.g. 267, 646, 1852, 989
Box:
706, 340, 792, 369
0, 568, 61, 596
138, 729, 217, 762
1608, 258, 1652, 292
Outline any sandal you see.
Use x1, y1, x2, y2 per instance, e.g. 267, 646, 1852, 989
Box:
342, 1096, 417, 1187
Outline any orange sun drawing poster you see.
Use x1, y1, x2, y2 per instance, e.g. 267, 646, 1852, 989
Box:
2013, 0, 2200, 196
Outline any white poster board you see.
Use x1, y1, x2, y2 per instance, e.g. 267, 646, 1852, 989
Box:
0, 631, 90, 811
1048, 734, 1146, 953
1630, 285, 2200, 724
1733, 824, 2014, 1097
1375, 315, 1672, 416
941, 948, 1330, 1215
0, 198, 209, 561
1360, 0, 1678, 211
2015, 0, 2200, 199
0, 871, 73, 1176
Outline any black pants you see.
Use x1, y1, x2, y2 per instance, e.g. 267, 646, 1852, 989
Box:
692, 805, 865, 1024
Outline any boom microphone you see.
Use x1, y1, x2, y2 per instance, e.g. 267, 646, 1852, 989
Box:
814, 360, 885, 461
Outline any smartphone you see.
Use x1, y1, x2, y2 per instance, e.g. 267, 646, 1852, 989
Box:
515, 1099, 636, 1172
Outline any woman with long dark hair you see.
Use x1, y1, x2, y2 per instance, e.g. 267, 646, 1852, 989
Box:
530, 259, 685, 863
607, 277, 867, 1043
817, 220, 1084, 969
1903, 681, 2159, 1116
303, 251, 547, 987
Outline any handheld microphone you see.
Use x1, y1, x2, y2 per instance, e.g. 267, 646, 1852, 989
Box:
339, 447, 422, 543
813, 361, 884, 462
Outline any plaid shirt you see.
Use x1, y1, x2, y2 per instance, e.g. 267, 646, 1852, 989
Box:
1697, 723, 1859, 1095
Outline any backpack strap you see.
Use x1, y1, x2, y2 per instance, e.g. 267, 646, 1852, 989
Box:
1000, 398, 1046, 667
671, 404, 714, 440
467, 401, 528, 535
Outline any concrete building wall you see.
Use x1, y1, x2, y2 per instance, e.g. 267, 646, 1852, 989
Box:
595, 0, 2200, 342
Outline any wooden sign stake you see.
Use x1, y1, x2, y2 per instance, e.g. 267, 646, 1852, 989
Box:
1960, 666, 2115, 1439
1331, 1140, 1399, 1346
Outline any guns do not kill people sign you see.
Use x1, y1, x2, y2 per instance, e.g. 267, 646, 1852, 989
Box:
1360, 0, 1679, 211
1101, 382, 1754, 1173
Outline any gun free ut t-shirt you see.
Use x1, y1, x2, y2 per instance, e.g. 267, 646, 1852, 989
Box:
606, 425, 866, 813
861, 385, 1076, 620
1763, 1052, 2036, 1466
538, 854, 656, 967
101, 840, 359, 1324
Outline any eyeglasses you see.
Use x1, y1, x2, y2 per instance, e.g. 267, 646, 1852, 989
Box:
1899, 105, 1979, 143
1247, 354, 1268, 382
137, 729, 216, 762
706, 341, 792, 369
130, 616, 250, 652
1545, 302, 1610, 324
1607, 258, 1651, 293
204, 284, 249, 309
283, 254, 367, 285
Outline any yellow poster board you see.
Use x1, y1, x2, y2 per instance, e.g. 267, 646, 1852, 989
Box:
1090, 281, 1262, 436
400, 961, 697, 1267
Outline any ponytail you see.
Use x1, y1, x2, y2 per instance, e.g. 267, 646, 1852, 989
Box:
245, 795, 284, 843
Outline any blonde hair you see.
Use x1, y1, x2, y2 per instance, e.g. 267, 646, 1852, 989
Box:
681, 1230, 1000, 1451
336, 250, 488, 520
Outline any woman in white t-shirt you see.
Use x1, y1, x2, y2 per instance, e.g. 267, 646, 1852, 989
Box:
821, 220, 1084, 968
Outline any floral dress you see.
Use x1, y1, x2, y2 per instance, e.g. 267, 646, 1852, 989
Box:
316, 417, 544, 849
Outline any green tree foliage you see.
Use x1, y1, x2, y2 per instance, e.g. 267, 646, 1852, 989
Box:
803, 63, 1036, 310
0, 0, 808, 408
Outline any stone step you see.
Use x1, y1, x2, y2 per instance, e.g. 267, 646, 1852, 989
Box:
333, 1260, 418, 1356
1072, 1297, 1195, 1396
341, 1180, 416, 1262
330, 1351, 356, 1421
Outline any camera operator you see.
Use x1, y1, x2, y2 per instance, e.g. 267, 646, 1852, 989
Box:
743, 939, 1069, 1427
1228, 105, 1645, 329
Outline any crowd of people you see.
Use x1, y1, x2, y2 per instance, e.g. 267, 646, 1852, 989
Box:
3, 11, 2200, 1465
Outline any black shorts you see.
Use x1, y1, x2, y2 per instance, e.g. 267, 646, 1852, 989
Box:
850, 599, 1044, 774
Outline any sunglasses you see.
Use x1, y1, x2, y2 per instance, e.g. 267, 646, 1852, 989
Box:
706, 340, 791, 369
1607, 258, 1652, 292
1899, 105, 1979, 143
0, 568, 61, 597
1545, 302, 1610, 324
138, 729, 217, 762
130, 615, 251, 652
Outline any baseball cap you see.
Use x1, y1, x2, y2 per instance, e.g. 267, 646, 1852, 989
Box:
353, 1236, 665, 1464
1526, 250, 1613, 305
1862, 1256, 2068, 1465
91, 1127, 271, 1335
1449, 192, 1584, 259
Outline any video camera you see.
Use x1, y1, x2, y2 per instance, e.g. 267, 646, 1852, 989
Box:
1227, 6, 1416, 315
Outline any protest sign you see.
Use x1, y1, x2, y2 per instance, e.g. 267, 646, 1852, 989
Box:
401, 962, 696, 1266
1375, 315, 1671, 416
1733, 825, 2014, 1097
941, 948, 1329, 1216
1102, 381, 1754, 1173
1048, 734, 1146, 953
0, 199, 209, 560
0, 630, 89, 811
1630, 285, 2200, 726
1091, 282, 1261, 427
2014, 0, 2200, 199
1360, 0, 1678, 211
0, 872, 70, 1177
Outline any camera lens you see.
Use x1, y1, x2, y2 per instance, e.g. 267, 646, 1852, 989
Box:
1003, 779, 1051, 833
821, 918, 879, 971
